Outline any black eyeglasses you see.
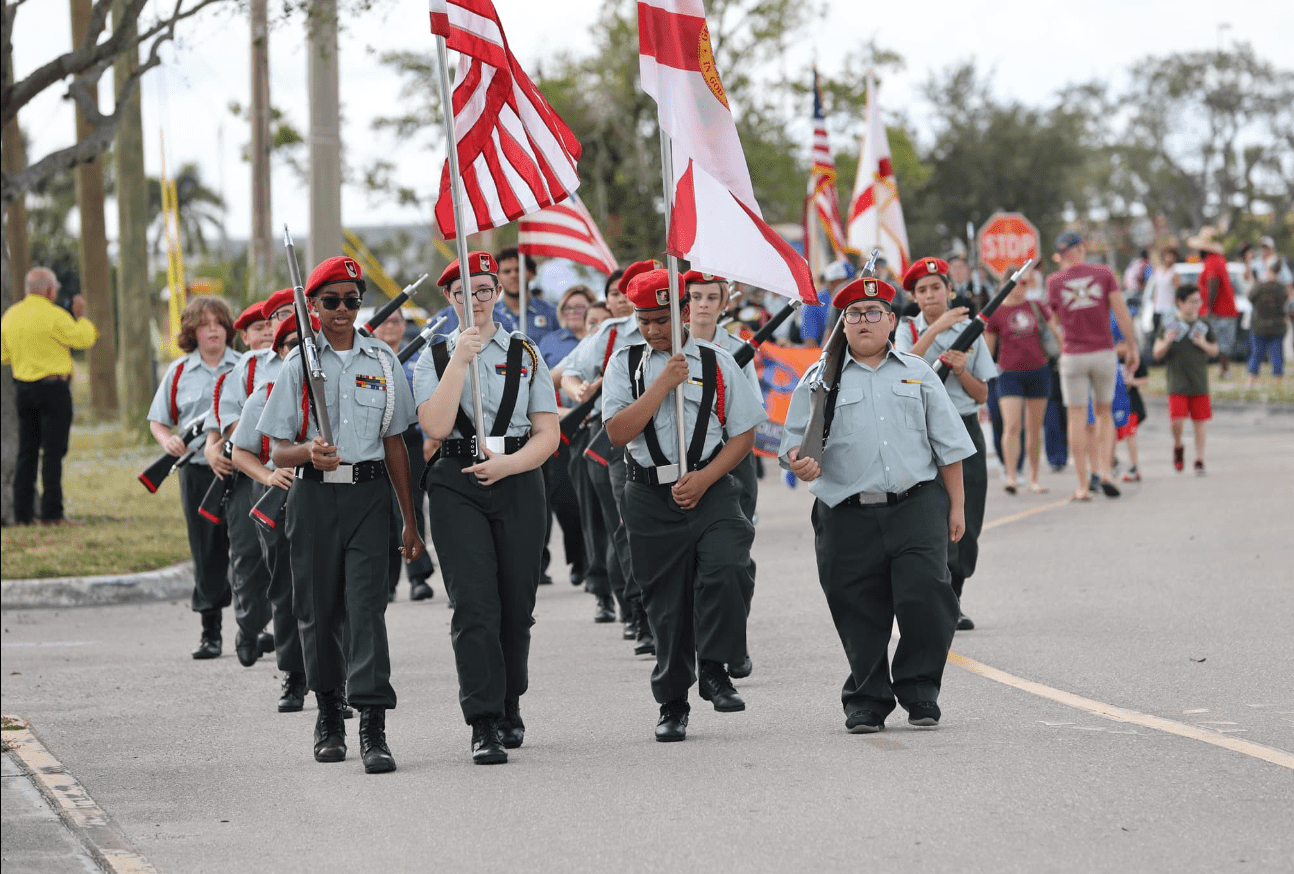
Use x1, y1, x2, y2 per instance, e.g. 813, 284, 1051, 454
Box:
281, 338, 300, 351
843, 309, 889, 324
450, 286, 497, 303
315, 296, 363, 311
269, 307, 294, 322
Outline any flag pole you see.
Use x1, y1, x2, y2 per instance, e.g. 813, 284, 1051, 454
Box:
434, 35, 488, 455
657, 128, 689, 472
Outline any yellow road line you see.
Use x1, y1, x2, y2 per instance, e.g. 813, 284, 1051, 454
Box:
946, 653, 1294, 771
982, 496, 1072, 531
3, 715, 159, 874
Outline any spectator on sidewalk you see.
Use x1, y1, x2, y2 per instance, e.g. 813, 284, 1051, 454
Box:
1246, 257, 1288, 389
1149, 246, 1181, 334
1187, 226, 1238, 382
1153, 286, 1218, 476
2, 267, 98, 526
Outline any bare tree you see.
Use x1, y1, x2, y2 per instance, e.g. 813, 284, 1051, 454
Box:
1, 0, 230, 211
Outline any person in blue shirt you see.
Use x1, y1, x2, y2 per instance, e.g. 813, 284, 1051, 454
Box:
800, 259, 854, 346
492, 247, 559, 344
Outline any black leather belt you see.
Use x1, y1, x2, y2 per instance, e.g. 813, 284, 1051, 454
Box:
439, 435, 529, 459
840, 479, 930, 507
624, 448, 721, 486
295, 459, 387, 484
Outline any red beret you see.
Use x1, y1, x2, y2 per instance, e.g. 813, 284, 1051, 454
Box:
272, 312, 321, 351
234, 301, 268, 331
616, 259, 662, 296
682, 270, 726, 287
306, 256, 365, 297
437, 251, 498, 288
260, 288, 295, 320
901, 257, 951, 292
626, 268, 678, 310
833, 277, 897, 309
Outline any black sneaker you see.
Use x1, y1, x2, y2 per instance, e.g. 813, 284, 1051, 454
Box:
907, 701, 941, 727
845, 709, 885, 734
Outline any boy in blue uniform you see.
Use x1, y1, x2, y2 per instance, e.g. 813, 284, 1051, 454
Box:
780, 277, 975, 733
257, 256, 424, 774
603, 268, 767, 742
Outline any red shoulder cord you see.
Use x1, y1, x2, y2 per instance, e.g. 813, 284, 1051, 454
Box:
601, 326, 618, 373
715, 365, 726, 426
245, 355, 258, 395
260, 382, 274, 463
169, 362, 186, 423
212, 372, 228, 431
909, 321, 919, 344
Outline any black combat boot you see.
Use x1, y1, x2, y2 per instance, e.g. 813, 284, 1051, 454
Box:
278, 671, 307, 713
655, 700, 689, 742
313, 689, 347, 762
470, 716, 508, 765
358, 708, 396, 774
191, 609, 222, 660
234, 629, 259, 667
498, 698, 525, 749
698, 660, 745, 712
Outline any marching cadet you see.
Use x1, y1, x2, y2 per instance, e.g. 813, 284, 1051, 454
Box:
683, 270, 763, 679
603, 268, 766, 743
202, 300, 277, 669
257, 256, 424, 775
230, 308, 313, 713
779, 277, 975, 734
147, 296, 241, 660
414, 251, 559, 766
559, 261, 655, 652
894, 257, 998, 631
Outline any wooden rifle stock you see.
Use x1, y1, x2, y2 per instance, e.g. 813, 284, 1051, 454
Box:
931, 259, 1032, 381
796, 250, 880, 463
137, 417, 205, 493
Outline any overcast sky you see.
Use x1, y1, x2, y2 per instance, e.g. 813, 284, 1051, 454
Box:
11, 0, 1291, 242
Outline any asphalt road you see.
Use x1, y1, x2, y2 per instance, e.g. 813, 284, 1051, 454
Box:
3, 398, 1291, 874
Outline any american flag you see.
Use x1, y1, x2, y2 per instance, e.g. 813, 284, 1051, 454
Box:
807, 67, 850, 262
518, 195, 618, 275
429, 0, 583, 238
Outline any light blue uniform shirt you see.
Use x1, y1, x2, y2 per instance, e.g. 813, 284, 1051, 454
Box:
602, 336, 767, 468
895, 314, 998, 416
412, 328, 558, 440
147, 348, 241, 465
560, 315, 642, 383
777, 347, 975, 508
231, 383, 275, 469
207, 347, 277, 434
256, 330, 415, 464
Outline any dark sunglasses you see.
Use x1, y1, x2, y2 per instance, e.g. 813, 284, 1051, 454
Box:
315, 296, 363, 311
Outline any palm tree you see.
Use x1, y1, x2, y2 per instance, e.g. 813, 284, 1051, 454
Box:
147, 162, 225, 256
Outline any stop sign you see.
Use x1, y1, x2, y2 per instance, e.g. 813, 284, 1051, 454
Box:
977, 212, 1040, 278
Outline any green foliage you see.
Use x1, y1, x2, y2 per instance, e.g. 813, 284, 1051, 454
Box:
146, 162, 225, 256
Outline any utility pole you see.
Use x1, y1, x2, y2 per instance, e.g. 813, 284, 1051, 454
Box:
249, 0, 273, 294
307, 0, 342, 266
113, 0, 153, 423
70, 0, 119, 417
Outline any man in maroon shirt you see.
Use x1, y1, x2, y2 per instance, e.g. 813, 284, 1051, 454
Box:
1046, 231, 1140, 502
1187, 226, 1238, 381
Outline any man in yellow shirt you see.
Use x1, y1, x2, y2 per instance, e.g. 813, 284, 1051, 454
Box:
1, 267, 98, 525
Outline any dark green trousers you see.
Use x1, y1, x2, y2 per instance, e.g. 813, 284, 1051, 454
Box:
252, 482, 304, 674
179, 464, 231, 613
227, 473, 272, 637
428, 459, 545, 724
811, 481, 958, 718
622, 474, 753, 704
286, 477, 394, 708
948, 412, 988, 589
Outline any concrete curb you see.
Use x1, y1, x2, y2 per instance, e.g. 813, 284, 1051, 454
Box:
1, 561, 194, 610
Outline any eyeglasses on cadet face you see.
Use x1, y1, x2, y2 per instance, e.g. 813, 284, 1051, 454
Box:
316, 296, 363, 311
842, 309, 889, 324
450, 285, 498, 303
269, 306, 294, 322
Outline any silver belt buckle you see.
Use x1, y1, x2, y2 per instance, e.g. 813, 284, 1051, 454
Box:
855, 491, 887, 505
653, 463, 680, 485
322, 464, 354, 485
483, 436, 507, 455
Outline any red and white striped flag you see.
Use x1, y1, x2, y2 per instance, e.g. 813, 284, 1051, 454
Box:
638, 0, 815, 305
429, 0, 583, 239
807, 67, 850, 262
846, 71, 910, 272
518, 195, 618, 275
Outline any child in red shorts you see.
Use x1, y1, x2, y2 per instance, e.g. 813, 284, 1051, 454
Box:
1153, 285, 1219, 475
